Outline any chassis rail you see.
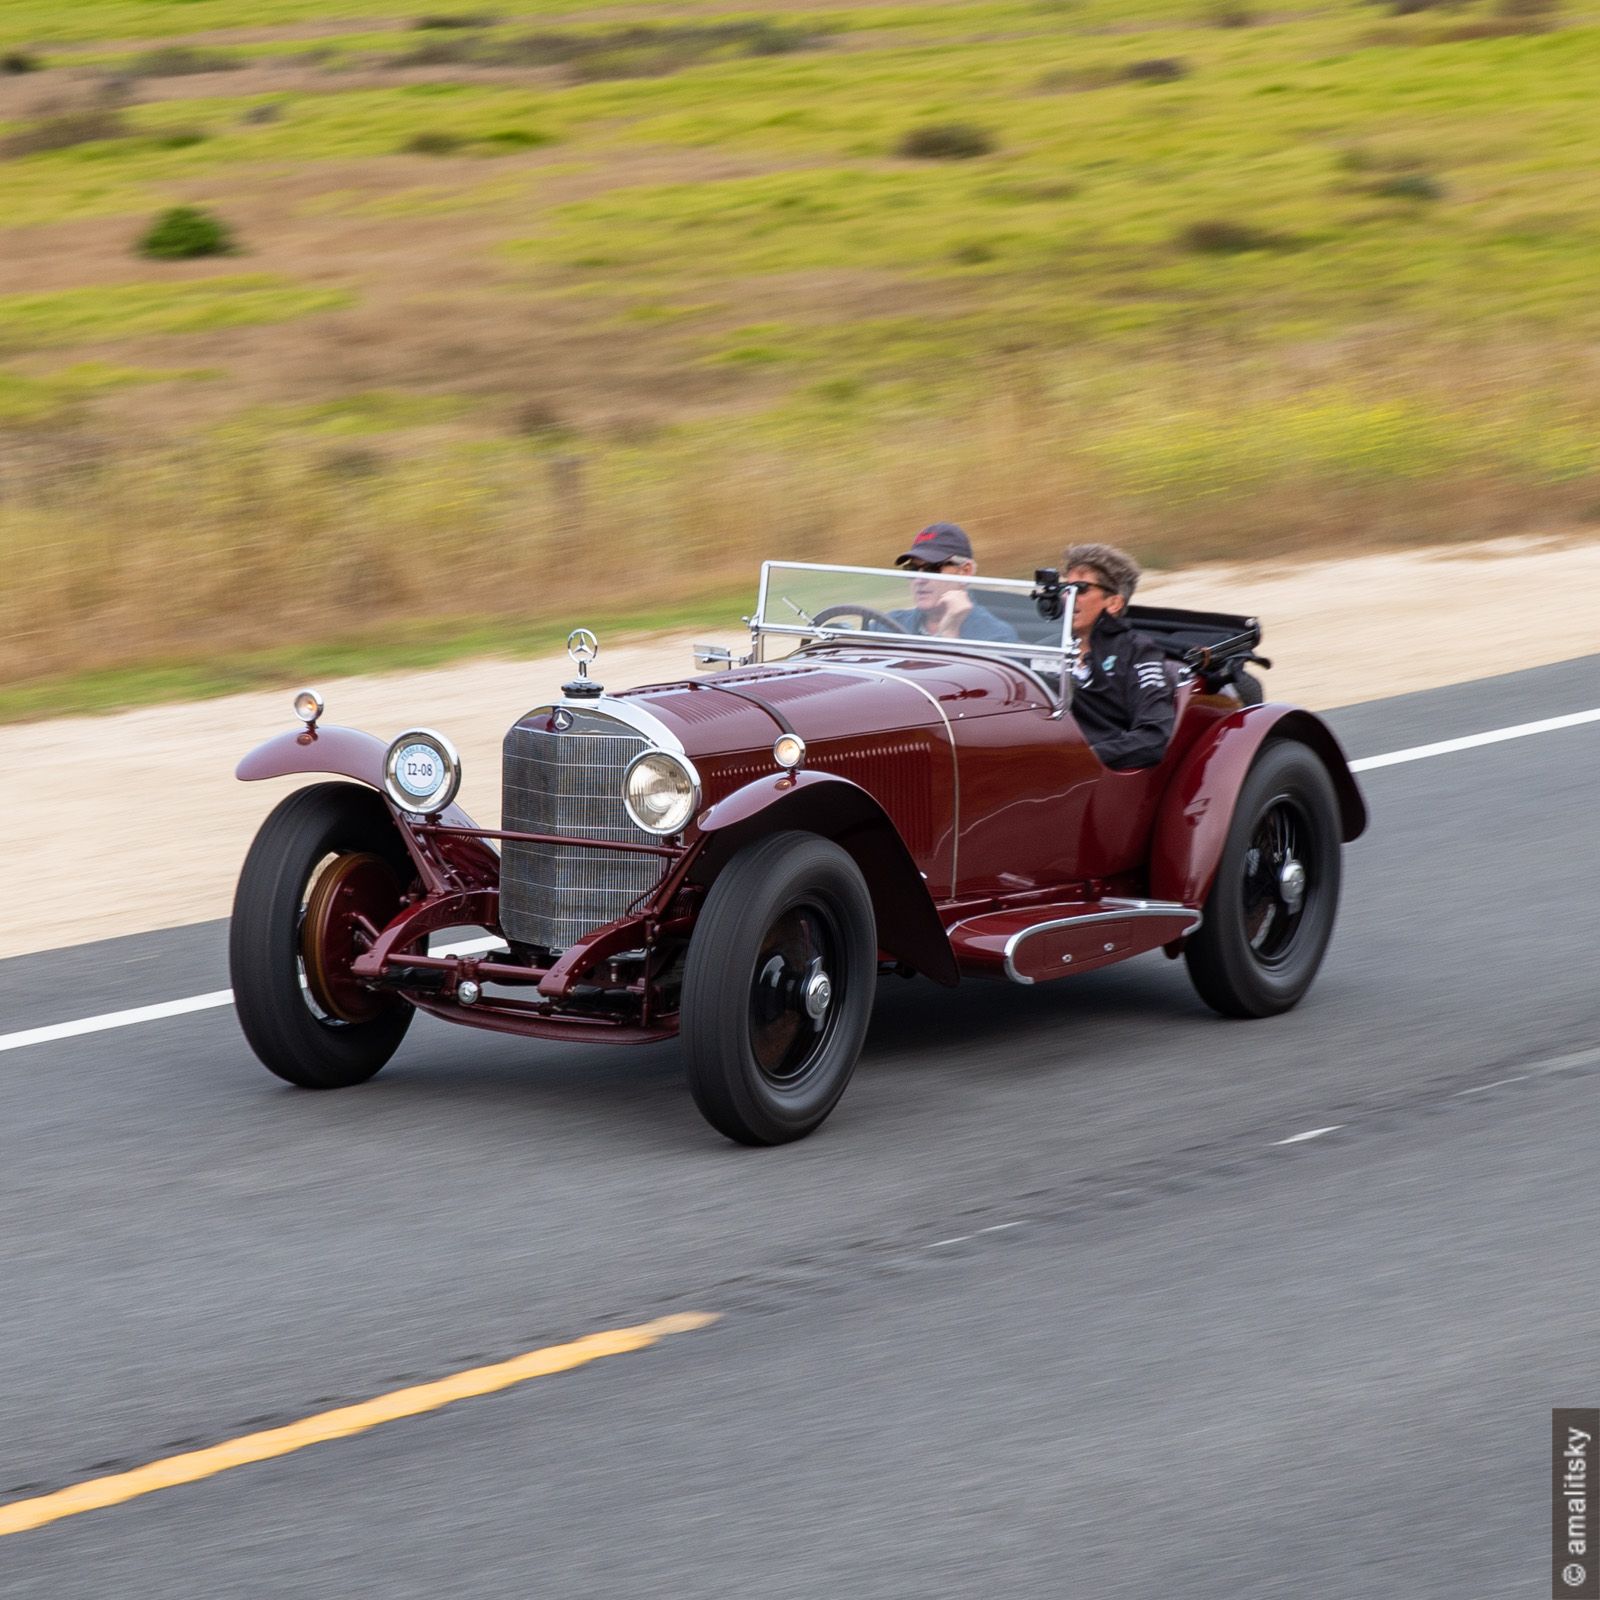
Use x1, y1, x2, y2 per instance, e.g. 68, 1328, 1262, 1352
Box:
349, 820, 700, 1039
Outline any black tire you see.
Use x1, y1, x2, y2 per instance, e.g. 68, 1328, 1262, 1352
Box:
681, 831, 877, 1146
1185, 740, 1342, 1019
230, 782, 416, 1088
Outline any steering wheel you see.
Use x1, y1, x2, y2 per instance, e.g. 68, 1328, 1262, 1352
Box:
811, 603, 902, 633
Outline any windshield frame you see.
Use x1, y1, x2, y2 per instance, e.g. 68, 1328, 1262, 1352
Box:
750, 561, 1081, 711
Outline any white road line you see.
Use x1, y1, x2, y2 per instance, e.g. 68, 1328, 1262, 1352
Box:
0, 936, 506, 1055
1456, 1076, 1529, 1096
1274, 1126, 1342, 1145
5, 702, 1599, 1057
1348, 707, 1600, 772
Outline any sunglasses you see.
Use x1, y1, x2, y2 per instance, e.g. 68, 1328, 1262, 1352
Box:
903, 559, 955, 574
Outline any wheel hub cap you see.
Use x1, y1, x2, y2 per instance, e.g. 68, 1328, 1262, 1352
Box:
802, 966, 833, 1022
1278, 858, 1306, 914
749, 905, 840, 1085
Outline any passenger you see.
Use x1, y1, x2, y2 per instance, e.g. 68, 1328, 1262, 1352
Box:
1061, 542, 1176, 770
887, 523, 1018, 642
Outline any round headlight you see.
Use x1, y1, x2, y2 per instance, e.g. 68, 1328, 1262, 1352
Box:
623, 749, 700, 836
772, 733, 806, 770
293, 687, 324, 726
383, 728, 461, 816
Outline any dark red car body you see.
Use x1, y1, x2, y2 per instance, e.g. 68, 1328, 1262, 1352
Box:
237, 592, 1366, 1047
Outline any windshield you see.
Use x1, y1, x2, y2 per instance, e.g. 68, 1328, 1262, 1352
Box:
753, 562, 1074, 663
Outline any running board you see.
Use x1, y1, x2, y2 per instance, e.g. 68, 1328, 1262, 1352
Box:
946, 899, 1201, 985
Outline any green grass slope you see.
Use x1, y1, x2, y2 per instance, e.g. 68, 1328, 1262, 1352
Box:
1, 0, 1596, 715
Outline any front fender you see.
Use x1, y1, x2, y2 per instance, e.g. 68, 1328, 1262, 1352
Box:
238, 724, 387, 787
696, 770, 958, 986
1149, 705, 1367, 907
237, 724, 478, 830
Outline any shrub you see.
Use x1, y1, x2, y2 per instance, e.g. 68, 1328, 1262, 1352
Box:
1371, 172, 1446, 200
154, 127, 208, 149
484, 127, 553, 148
396, 22, 824, 77
403, 130, 466, 154
1208, 2, 1257, 24
1123, 57, 1189, 82
744, 23, 814, 55
1339, 143, 1432, 175
2, 49, 41, 73
241, 102, 284, 124
128, 46, 240, 76
394, 34, 485, 66
1, 106, 127, 157
1178, 218, 1293, 254
951, 240, 997, 264
513, 401, 565, 437
412, 11, 498, 25
138, 206, 235, 259
897, 122, 996, 160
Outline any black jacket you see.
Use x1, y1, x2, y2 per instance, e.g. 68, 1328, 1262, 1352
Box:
1069, 610, 1177, 770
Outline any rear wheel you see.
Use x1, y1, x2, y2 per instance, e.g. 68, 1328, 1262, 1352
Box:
1184, 740, 1342, 1018
681, 831, 877, 1145
230, 782, 417, 1088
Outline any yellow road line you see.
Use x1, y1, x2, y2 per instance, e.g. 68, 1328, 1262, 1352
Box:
0, 1311, 717, 1540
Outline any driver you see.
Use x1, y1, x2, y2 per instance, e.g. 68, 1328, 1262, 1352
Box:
886, 523, 1018, 642
1062, 542, 1176, 770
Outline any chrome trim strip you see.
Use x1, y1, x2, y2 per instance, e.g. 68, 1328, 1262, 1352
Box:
532, 696, 686, 754
822, 662, 961, 890
996, 901, 1203, 986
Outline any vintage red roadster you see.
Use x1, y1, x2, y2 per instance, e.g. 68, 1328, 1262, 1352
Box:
230, 562, 1366, 1144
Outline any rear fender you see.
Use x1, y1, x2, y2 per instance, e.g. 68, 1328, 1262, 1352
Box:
1149, 705, 1367, 908
696, 770, 959, 986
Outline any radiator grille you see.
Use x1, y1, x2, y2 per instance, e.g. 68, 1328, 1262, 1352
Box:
500, 706, 663, 953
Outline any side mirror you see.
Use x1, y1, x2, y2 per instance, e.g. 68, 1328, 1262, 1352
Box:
693, 643, 739, 672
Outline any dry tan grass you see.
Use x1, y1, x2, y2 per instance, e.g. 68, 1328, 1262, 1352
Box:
7, 378, 1592, 688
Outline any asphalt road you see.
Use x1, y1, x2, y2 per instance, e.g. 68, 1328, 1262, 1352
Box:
3, 658, 1598, 1597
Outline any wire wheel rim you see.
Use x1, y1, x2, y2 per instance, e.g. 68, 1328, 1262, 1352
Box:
748, 901, 843, 1090
1240, 794, 1315, 968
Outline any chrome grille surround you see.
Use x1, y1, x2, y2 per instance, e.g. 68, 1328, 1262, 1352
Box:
500, 702, 672, 952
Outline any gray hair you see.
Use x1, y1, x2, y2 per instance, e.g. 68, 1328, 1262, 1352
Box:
1061, 542, 1142, 602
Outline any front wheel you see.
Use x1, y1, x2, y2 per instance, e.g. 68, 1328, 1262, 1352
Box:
681, 831, 877, 1145
230, 782, 418, 1088
1184, 740, 1342, 1018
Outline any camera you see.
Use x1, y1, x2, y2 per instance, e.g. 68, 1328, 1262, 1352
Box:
1031, 567, 1065, 621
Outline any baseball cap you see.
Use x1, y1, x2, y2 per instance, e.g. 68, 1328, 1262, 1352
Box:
894, 522, 973, 568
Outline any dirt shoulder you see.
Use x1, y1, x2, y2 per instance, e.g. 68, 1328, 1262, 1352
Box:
9, 532, 1598, 960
